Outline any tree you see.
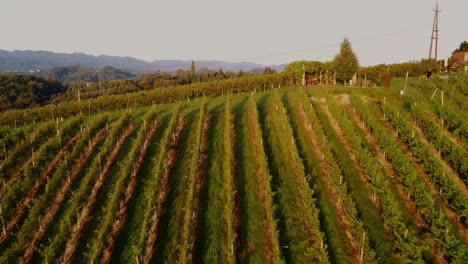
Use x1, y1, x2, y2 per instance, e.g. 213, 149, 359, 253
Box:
191, 61, 196, 75
263, 67, 276, 75
333, 38, 359, 84
454, 41, 468, 52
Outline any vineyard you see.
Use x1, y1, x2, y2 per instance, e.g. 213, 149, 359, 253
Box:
0, 74, 467, 263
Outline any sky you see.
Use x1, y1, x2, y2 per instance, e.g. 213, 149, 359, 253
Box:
1, 0, 466, 66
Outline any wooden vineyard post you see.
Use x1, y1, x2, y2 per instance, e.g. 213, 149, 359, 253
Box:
403, 70, 409, 94
360, 232, 366, 261
431, 88, 438, 100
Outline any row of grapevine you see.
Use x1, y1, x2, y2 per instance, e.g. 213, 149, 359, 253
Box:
0, 125, 28, 163
0, 74, 287, 127
143, 109, 185, 263
113, 105, 181, 263
282, 91, 363, 263
234, 95, 282, 263
0, 116, 81, 227
58, 113, 137, 263
377, 100, 467, 224
194, 98, 237, 263
313, 96, 407, 263
350, 95, 467, 261
0, 120, 56, 196
81, 109, 159, 263
257, 91, 329, 263
417, 79, 467, 143
36, 113, 133, 262
284, 90, 376, 263
407, 106, 467, 183
322, 96, 426, 263
99, 111, 160, 264
0, 114, 108, 262
153, 102, 207, 263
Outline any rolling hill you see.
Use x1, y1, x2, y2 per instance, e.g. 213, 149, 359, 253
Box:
0, 49, 286, 73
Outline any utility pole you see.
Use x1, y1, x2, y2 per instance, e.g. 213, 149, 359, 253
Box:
429, 1, 441, 60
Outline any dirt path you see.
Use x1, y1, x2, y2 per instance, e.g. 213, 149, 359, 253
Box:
99, 121, 159, 264
19, 130, 107, 263
247, 111, 276, 263
144, 117, 185, 264
189, 114, 210, 263
297, 103, 361, 263
57, 124, 136, 264
0, 132, 80, 245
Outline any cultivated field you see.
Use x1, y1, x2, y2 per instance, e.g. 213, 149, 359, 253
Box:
0, 75, 467, 263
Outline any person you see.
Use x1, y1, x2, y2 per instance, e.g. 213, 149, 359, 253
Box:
426, 68, 433, 79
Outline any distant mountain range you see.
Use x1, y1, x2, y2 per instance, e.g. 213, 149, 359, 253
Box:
0, 49, 286, 73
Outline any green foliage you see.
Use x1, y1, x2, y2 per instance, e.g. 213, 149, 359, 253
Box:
283, 61, 333, 85
0, 74, 287, 127
0, 74, 65, 111
195, 98, 237, 263
191, 61, 196, 75
38, 113, 132, 262
359, 60, 434, 80
352, 96, 467, 261
283, 91, 376, 263
117, 106, 180, 263
46, 66, 135, 83
1, 76, 468, 263
333, 38, 359, 82
0, 115, 107, 261
234, 95, 282, 263
258, 92, 329, 263
454, 41, 468, 52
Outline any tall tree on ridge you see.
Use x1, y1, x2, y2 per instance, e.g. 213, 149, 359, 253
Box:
333, 38, 359, 85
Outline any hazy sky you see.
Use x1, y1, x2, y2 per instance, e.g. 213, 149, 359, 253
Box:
1, 0, 466, 66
